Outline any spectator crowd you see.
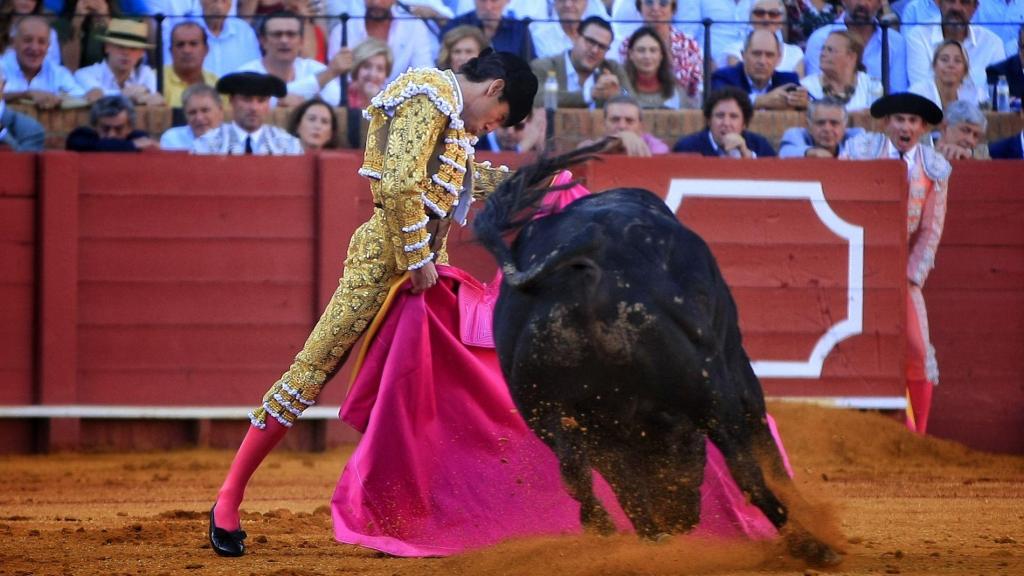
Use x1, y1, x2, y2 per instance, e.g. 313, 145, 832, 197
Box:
0, 0, 1022, 157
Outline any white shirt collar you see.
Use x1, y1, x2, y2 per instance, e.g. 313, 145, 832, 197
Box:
232, 122, 264, 143
885, 138, 918, 171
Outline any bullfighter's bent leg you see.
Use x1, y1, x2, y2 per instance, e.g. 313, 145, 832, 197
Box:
212, 215, 400, 545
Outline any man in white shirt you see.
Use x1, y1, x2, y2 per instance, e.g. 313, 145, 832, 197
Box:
1, 16, 85, 108
328, 0, 437, 84
192, 71, 303, 154
161, 82, 224, 150
804, 0, 910, 91
237, 10, 351, 107
905, 0, 1005, 91
74, 19, 166, 106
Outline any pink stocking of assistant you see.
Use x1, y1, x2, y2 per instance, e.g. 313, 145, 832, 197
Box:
213, 418, 289, 530
905, 379, 934, 434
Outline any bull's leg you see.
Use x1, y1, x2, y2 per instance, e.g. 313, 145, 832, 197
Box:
541, 415, 614, 535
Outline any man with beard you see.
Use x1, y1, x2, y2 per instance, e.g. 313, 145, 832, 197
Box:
779, 96, 864, 157
74, 19, 165, 106
906, 0, 1005, 92
191, 72, 303, 155
328, 0, 436, 85
841, 92, 951, 434
804, 0, 909, 91
530, 16, 627, 109
160, 83, 225, 150
237, 11, 352, 107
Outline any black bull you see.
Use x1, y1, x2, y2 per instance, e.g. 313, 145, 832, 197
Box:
473, 153, 840, 567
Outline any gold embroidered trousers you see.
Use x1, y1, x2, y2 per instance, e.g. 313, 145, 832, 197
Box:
249, 209, 448, 428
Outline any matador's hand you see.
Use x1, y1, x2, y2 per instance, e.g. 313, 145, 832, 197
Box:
410, 261, 438, 293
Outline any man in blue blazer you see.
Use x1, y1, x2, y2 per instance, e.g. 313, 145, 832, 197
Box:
710, 29, 809, 110
989, 130, 1024, 159
673, 86, 777, 157
985, 26, 1024, 101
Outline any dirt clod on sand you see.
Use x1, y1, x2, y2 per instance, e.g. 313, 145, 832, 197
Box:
1, 403, 1021, 575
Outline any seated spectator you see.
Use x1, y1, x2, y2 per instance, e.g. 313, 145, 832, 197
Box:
985, 25, 1024, 104
437, 24, 485, 72
159, 83, 224, 150
327, 0, 436, 85
287, 96, 339, 150
475, 108, 546, 152
791, 0, 844, 49
346, 38, 391, 109
988, 105, 1023, 158
801, 30, 875, 111
672, 86, 777, 157
931, 99, 988, 159
282, 0, 327, 63
616, 0, 703, 103
55, 0, 121, 71
577, 94, 669, 156
238, 11, 350, 108
192, 71, 303, 155
712, 29, 809, 110
531, 0, 586, 59
170, 0, 260, 78
643, 0, 747, 68
66, 94, 158, 151
1, 15, 84, 108
909, 39, 986, 109
623, 26, 696, 109
530, 16, 627, 109
804, 0, 908, 92
905, 0, 1003, 96
164, 21, 219, 109
441, 0, 534, 62
74, 19, 164, 106
1, 0, 60, 65
0, 65, 45, 150
723, 0, 806, 75
897, 0, 976, 37
779, 95, 864, 157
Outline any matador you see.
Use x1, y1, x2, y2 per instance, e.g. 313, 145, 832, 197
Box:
208, 50, 538, 557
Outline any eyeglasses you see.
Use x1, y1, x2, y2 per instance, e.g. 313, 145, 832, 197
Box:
581, 35, 611, 52
642, 0, 672, 7
266, 30, 300, 39
751, 8, 784, 17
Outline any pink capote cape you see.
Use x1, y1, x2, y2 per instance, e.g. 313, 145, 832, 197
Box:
331, 174, 793, 557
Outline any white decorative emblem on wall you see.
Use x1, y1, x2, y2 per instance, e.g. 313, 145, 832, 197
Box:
666, 179, 864, 379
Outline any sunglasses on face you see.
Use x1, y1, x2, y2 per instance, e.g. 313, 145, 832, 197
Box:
751, 8, 784, 17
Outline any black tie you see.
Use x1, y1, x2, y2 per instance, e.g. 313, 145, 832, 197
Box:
244, 136, 253, 155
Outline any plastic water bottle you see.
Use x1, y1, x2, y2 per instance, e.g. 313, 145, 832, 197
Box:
543, 70, 558, 111
996, 75, 1010, 112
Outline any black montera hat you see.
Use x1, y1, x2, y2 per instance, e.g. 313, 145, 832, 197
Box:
869, 92, 944, 125
215, 72, 287, 98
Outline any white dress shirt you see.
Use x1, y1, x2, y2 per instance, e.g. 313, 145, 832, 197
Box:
327, 6, 437, 83
801, 71, 876, 111
905, 25, 1006, 96
74, 60, 158, 96
236, 57, 341, 107
3, 28, 60, 65
159, 125, 200, 150
975, 0, 1024, 56
1, 50, 85, 97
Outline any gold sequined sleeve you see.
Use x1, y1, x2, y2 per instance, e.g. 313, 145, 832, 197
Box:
378, 95, 449, 270
470, 161, 514, 200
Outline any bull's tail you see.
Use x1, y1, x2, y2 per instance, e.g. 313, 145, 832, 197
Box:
472, 143, 605, 286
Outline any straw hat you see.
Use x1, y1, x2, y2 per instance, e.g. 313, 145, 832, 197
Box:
98, 19, 155, 49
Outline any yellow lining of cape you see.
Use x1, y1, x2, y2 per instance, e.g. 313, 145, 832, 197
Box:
347, 272, 412, 387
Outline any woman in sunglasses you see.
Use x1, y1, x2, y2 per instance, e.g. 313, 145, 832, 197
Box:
617, 0, 704, 101
722, 0, 806, 76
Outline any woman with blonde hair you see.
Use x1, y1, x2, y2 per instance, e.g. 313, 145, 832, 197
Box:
346, 37, 392, 109
909, 40, 986, 109
800, 30, 875, 111
437, 25, 486, 72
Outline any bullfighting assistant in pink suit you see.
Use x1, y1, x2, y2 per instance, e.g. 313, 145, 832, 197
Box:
331, 173, 793, 556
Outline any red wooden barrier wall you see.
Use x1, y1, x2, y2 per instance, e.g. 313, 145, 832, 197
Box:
0, 151, 1021, 454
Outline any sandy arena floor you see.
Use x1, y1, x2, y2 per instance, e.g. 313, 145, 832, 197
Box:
1, 403, 1021, 576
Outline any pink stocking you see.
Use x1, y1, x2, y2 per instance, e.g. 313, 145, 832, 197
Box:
213, 418, 289, 530
905, 379, 934, 434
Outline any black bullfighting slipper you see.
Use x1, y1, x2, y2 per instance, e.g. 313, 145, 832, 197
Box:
209, 504, 247, 557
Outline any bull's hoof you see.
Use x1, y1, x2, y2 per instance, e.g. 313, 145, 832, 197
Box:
787, 534, 843, 567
